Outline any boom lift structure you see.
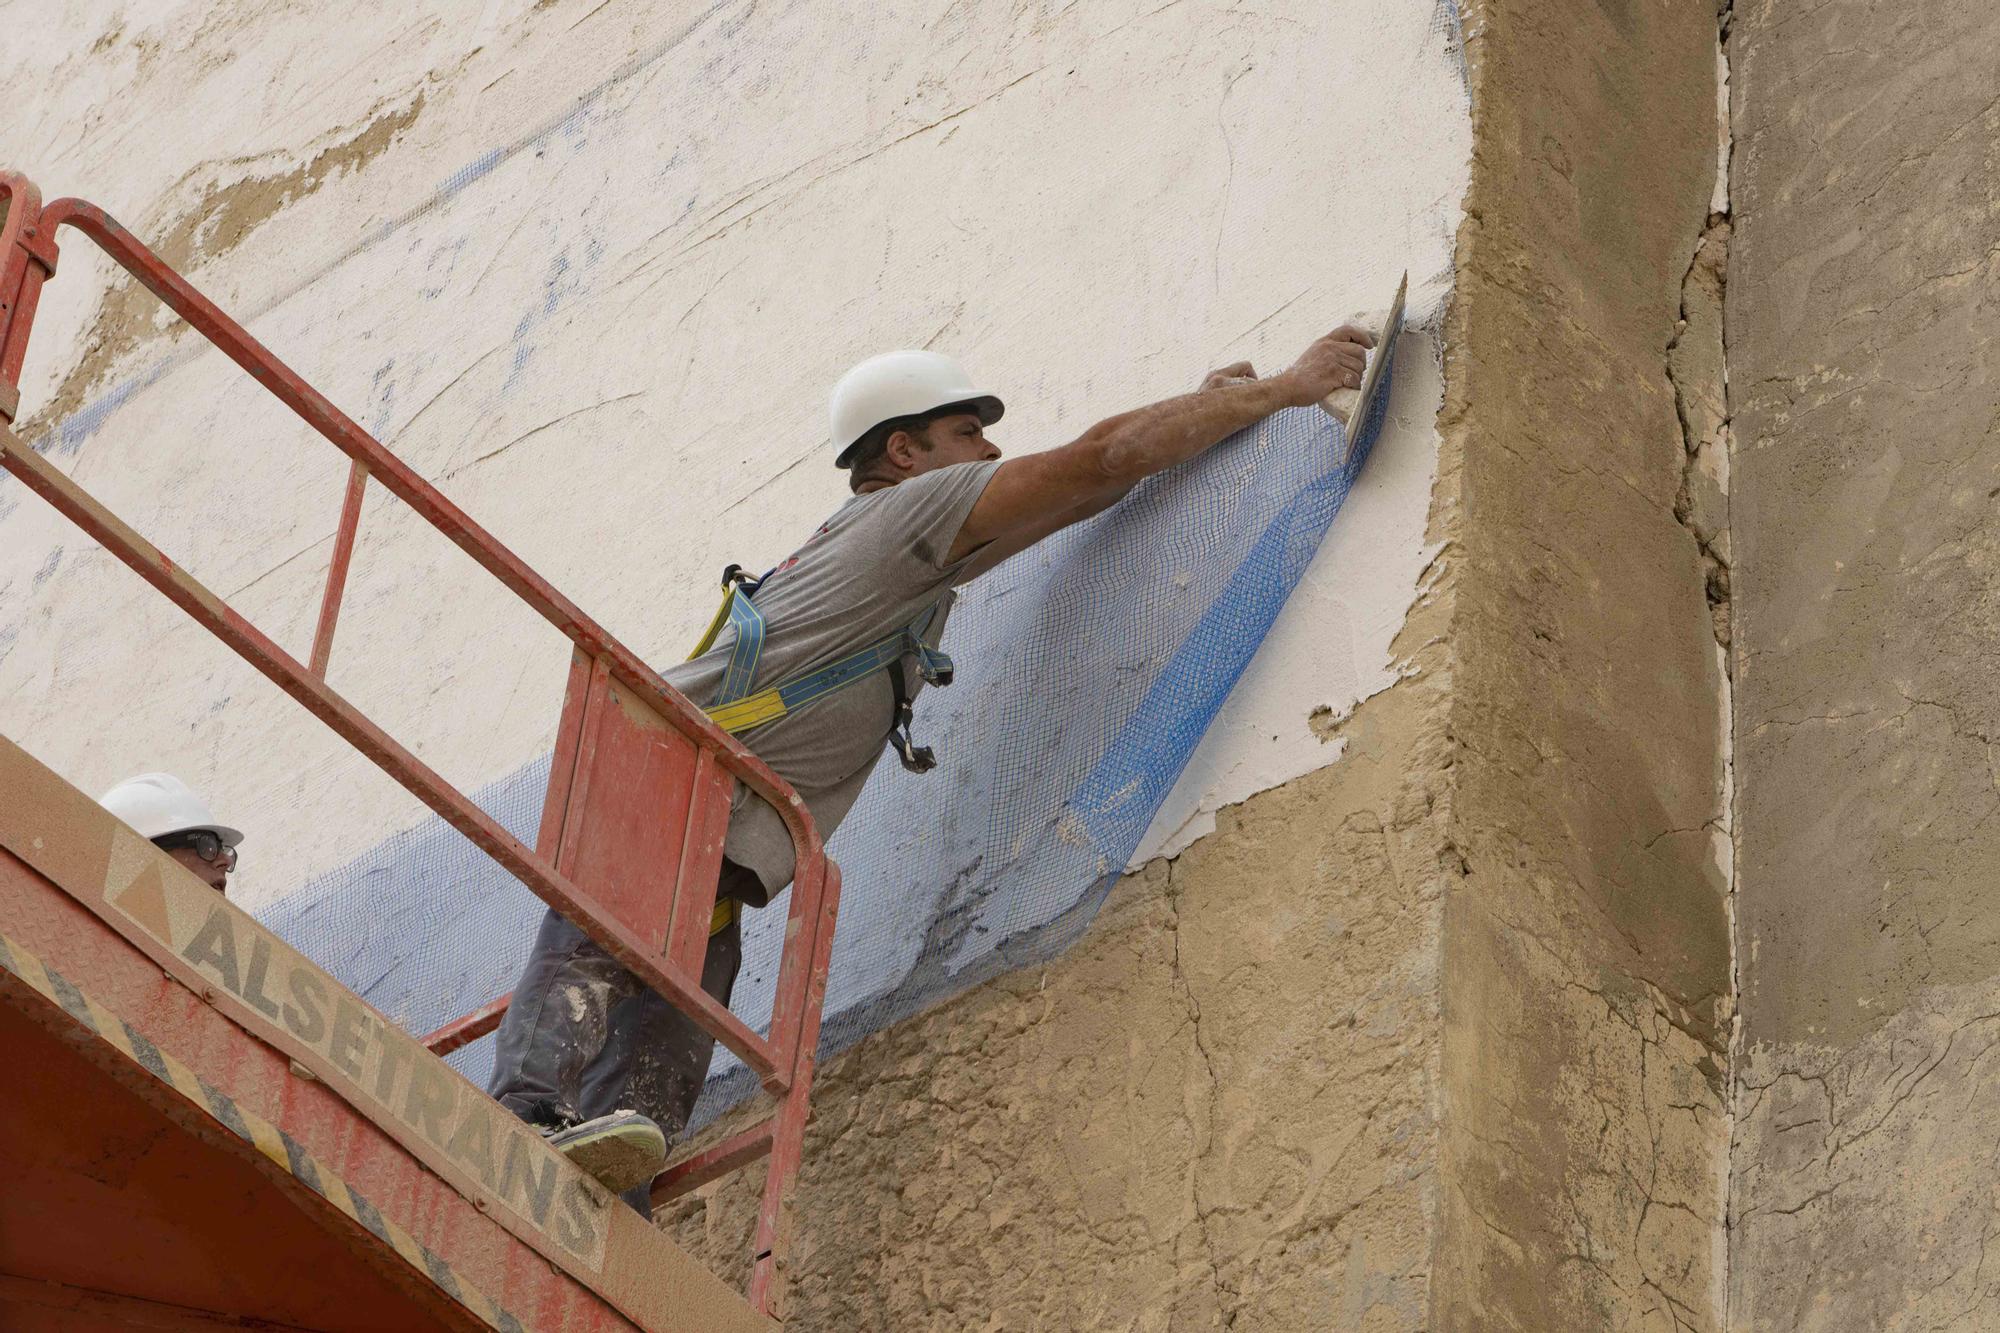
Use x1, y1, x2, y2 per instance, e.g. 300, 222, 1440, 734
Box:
0, 168, 836, 1326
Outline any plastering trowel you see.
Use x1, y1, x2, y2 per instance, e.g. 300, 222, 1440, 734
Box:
1320, 270, 1407, 467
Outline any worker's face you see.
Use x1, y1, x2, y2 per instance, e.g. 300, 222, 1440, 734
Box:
892, 413, 1001, 476
160, 837, 234, 894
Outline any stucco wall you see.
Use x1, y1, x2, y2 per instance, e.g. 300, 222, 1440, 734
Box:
19, 2, 1998, 1328
670, 0, 1752, 1324
669, 658, 1454, 1329
1435, 0, 1732, 1327
0, 0, 1465, 912
1728, 2, 2000, 1326
1, 1, 1472, 1326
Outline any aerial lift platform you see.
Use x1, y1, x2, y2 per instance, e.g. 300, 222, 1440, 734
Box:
0, 742, 773, 1332
0, 170, 840, 1329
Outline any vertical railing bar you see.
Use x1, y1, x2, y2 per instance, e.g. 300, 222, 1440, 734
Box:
0, 170, 53, 420
308, 459, 369, 677
763, 848, 826, 1079
748, 859, 842, 1317
664, 747, 726, 973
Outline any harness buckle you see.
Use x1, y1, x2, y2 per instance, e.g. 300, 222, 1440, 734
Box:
888, 665, 940, 773
891, 727, 938, 774
905, 634, 954, 688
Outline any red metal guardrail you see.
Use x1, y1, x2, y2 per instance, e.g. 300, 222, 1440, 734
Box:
0, 169, 837, 1318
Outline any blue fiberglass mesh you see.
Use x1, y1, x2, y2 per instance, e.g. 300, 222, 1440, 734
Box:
261, 349, 1397, 1120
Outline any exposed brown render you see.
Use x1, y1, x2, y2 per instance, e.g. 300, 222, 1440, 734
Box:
1728, 0, 2000, 1325
672, 0, 1744, 1324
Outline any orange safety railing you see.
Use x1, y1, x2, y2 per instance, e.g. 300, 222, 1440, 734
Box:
0, 169, 836, 1317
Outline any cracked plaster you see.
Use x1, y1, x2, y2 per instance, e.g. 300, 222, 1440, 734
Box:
1433, 0, 1732, 1327
22, 0, 1947, 1327
667, 664, 1453, 1330
1728, 0, 2000, 1324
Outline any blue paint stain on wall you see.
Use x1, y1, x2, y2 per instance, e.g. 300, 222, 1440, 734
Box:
367, 358, 398, 437
55, 363, 166, 456
440, 147, 508, 202
504, 233, 604, 390
417, 236, 469, 300
30, 547, 63, 589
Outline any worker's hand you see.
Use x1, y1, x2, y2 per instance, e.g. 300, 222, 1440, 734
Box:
1198, 361, 1258, 392
1278, 325, 1375, 406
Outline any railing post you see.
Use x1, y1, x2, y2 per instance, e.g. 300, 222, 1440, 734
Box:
748, 859, 842, 1318
0, 171, 57, 424
309, 459, 370, 676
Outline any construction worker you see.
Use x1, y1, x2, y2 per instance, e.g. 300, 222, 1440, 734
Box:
99, 773, 243, 896
488, 323, 1376, 1206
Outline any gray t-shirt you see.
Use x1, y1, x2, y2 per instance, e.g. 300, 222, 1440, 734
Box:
661, 459, 1002, 894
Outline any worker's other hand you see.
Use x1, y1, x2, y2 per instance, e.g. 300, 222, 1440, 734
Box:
1279, 325, 1375, 406
1198, 361, 1258, 392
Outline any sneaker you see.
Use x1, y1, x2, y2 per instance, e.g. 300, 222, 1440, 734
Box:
541, 1110, 667, 1193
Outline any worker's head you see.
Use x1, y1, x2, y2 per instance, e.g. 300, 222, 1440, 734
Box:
98, 772, 243, 895
842, 408, 1001, 491
830, 350, 1004, 493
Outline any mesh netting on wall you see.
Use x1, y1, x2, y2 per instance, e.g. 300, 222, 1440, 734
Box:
262, 362, 1397, 1123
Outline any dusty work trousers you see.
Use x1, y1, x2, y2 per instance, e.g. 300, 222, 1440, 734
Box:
487, 860, 756, 1211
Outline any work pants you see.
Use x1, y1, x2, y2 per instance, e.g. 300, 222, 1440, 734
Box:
488, 860, 757, 1211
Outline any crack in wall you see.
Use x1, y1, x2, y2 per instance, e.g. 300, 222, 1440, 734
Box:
1652, 8, 1739, 1329
659, 712, 1447, 1328
1695, 5, 1746, 1331
1666, 214, 1733, 661
1163, 852, 1238, 1327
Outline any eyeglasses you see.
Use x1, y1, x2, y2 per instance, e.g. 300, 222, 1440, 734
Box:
157, 830, 238, 872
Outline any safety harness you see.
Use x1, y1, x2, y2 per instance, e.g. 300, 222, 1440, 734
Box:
689, 564, 954, 935
689, 564, 953, 767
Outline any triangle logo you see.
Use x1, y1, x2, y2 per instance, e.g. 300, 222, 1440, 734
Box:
111, 862, 176, 949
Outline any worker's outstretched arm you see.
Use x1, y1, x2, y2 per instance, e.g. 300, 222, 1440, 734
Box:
948, 324, 1374, 571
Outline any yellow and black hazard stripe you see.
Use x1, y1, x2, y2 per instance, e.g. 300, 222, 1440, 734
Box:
0, 930, 531, 1333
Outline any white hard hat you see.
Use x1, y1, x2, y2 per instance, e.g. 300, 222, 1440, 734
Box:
829, 350, 1004, 468
98, 773, 243, 846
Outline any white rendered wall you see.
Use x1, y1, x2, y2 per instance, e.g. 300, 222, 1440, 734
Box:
0, 0, 1467, 912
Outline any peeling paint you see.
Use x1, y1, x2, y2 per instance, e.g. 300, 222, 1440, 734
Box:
22, 92, 427, 447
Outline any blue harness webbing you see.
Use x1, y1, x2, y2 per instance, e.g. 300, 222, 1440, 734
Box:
692, 568, 952, 771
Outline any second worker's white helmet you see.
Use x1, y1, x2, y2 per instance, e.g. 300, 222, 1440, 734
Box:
829, 350, 1004, 468
99, 772, 243, 847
